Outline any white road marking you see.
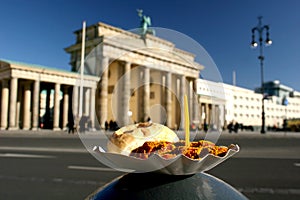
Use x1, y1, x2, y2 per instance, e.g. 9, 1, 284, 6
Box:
68, 165, 131, 172
0, 153, 55, 158
0, 146, 87, 153
239, 187, 300, 195
294, 163, 300, 167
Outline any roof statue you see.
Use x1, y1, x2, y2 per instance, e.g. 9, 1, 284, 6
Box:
137, 9, 155, 36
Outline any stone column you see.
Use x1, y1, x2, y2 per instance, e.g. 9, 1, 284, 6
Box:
62, 87, 69, 131
160, 74, 166, 124
72, 85, 79, 131
212, 104, 216, 128
166, 72, 172, 128
84, 88, 90, 116
9, 77, 18, 130
99, 57, 109, 128
89, 87, 96, 131
143, 67, 150, 121
193, 79, 199, 125
1, 79, 9, 130
44, 88, 51, 129
219, 104, 225, 130
53, 83, 61, 131
189, 80, 194, 123
23, 82, 31, 130
200, 103, 204, 127
31, 80, 40, 130
120, 62, 131, 126
180, 75, 186, 130
210, 104, 214, 126
205, 103, 210, 125
217, 105, 220, 130
72, 85, 78, 117
213, 105, 218, 129
16, 87, 21, 129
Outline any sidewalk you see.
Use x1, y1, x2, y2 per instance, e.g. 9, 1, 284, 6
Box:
220, 130, 300, 138
0, 129, 77, 138
1, 128, 299, 139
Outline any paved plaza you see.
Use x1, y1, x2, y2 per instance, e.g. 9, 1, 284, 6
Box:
1, 128, 299, 138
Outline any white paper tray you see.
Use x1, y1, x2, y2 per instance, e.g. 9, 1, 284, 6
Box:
92, 144, 239, 175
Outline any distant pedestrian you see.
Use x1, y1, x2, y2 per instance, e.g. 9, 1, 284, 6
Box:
105, 121, 109, 131
67, 120, 75, 134
228, 121, 233, 133
234, 122, 239, 133
204, 122, 208, 133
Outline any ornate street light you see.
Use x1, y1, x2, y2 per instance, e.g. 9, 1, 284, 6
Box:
251, 16, 272, 134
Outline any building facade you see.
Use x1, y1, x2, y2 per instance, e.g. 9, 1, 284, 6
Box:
0, 22, 203, 131
65, 22, 203, 129
197, 79, 300, 130
0, 60, 99, 131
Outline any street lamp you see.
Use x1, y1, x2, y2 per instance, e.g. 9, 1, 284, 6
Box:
251, 16, 272, 134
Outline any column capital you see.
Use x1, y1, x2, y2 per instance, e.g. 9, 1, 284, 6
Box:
121, 60, 131, 66
1, 78, 9, 86
63, 85, 71, 91
99, 56, 110, 75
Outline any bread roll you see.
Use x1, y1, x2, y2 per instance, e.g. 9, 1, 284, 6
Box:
107, 122, 179, 155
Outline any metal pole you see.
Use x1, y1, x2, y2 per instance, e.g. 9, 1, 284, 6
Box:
284, 105, 287, 136
259, 33, 266, 133
251, 16, 271, 134
79, 21, 86, 119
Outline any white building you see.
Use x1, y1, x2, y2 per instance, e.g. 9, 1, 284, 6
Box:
197, 79, 300, 130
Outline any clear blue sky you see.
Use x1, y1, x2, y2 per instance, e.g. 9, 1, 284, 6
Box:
1, 0, 300, 91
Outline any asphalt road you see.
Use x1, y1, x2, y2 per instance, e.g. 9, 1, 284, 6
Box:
0, 130, 300, 200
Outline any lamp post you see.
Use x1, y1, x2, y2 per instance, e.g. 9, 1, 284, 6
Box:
251, 16, 272, 134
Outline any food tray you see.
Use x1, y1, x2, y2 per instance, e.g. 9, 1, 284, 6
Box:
92, 144, 239, 175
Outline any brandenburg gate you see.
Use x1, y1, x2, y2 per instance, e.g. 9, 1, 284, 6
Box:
0, 22, 203, 131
